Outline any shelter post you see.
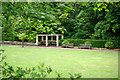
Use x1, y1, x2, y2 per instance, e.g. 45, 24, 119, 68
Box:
36, 35, 38, 45
42, 36, 43, 41
56, 35, 59, 47
61, 35, 64, 39
46, 35, 48, 47
51, 36, 53, 41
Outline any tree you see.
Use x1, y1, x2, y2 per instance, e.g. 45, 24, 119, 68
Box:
18, 33, 26, 48
2, 2, 120, 41
2, 2, 68, 42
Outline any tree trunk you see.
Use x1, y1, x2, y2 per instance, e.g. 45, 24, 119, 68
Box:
22, 39, 24, 48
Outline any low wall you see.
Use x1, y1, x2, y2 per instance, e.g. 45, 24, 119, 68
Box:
2, 41, 36, 46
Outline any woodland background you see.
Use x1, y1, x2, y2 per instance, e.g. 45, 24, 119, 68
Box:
2, 2, 120, 43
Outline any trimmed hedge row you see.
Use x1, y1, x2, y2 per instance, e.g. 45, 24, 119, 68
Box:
59, 39, 120, 49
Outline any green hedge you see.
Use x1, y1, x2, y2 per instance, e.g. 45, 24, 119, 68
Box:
59, 39, 120, 49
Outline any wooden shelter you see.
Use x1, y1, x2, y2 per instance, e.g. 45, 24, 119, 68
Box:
36, 34, 64, 47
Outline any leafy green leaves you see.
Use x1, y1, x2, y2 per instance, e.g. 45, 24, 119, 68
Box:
2, 61, 81, 78
2, 2, 120, 42
2, 2, 68, 42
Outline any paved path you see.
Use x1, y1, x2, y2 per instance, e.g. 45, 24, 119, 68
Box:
2, 44, 120, 52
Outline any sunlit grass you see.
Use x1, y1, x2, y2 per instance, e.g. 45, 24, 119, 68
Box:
2, 45, 118, 78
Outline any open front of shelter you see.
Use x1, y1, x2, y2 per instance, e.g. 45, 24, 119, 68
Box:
36, 34, 64, 46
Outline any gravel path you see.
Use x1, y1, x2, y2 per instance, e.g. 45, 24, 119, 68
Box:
2, 44, 120, 52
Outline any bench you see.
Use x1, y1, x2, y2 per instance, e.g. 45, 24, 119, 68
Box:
49, 41, 56, 45
67, 43, 74, 48
62, 43, 74, 48
40, 41, 56, 46
78, 44, 92, 49
62, 44, 67, 48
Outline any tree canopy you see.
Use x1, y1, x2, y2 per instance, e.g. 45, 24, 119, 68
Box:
2, 2, 120, 42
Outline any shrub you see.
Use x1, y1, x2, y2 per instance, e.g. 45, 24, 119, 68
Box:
62, 40, 69, 44
2, 61, 82, 78
84, 41, 91, 44
105, 42, 114, 49
59, 39, 120, 49
2, 62, 53, 78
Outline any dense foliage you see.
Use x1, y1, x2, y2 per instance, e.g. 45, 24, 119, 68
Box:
62, 39, 69, 44
2, 2, 70, 42
2, 2, 120, 42
62, 2, 120, 40
105, 41, 114, 49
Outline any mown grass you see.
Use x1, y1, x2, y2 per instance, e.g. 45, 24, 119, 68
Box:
2, 45, 118, 78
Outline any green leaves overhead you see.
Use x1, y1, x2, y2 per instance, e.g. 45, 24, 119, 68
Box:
2, 2, 74, 42
2, 2, 120, 42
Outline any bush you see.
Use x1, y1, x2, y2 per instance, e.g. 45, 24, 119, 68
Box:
105, 42, 114, 49
59, 39, 120, 49
84, 41, 91, 44
62, 40, 69, 44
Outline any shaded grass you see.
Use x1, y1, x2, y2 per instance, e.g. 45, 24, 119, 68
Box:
2, 45, 118, 78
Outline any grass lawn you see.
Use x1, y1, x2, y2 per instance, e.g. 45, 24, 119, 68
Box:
2, 45, 118, 78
